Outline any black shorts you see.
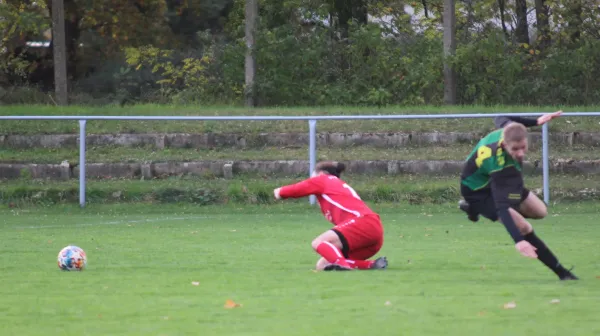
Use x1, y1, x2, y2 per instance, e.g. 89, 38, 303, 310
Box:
460, 184, 530, 221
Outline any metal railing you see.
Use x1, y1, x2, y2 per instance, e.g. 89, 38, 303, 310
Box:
1, 112, 598, 207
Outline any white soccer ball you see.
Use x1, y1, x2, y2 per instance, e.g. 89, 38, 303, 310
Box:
57, 245, 87, 271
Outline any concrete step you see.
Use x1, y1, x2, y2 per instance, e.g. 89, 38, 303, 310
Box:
2, 131, 600, 149
2, 159, 600, 180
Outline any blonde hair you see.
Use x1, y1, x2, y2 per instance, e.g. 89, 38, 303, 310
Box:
503, 122, 528, 143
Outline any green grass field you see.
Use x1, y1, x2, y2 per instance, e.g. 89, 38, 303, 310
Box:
1, 203, 599, 336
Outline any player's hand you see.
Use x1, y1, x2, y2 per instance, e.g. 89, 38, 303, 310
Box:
515, 240, 538, 258
537, 110, 562, 125
273, 187, 282, 200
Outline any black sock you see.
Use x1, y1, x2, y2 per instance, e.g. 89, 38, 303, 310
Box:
524, 231, 568, 277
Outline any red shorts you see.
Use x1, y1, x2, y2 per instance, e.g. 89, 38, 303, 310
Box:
332, 214, 383, 260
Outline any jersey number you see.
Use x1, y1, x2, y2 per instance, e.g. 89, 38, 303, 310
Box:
475, 145, 505, 167
475, 146, 492, 167
343, 184, 361, 200
496, 147, 505, 166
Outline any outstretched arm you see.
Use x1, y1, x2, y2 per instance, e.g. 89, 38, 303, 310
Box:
495, 116, 538, 128
274, 176, 325, 200
494, 111, 562, 129
490, 171, 538, 258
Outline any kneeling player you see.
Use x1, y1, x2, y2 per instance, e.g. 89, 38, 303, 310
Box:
274, 161, 387, 271
459, 121, 578, 280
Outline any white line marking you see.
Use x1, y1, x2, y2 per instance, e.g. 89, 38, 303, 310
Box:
16, 216, 209, 230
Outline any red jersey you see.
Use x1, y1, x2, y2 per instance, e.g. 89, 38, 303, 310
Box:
278, 174, 377, 226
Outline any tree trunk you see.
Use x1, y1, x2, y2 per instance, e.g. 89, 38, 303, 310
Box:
244, 0, 258, 107
422, 0, 429, 18
534, 0, 550, 50
443, 0, 456, 105
566, 0, 582, 42
333, 0, 367, 39
515, 0, 529, 44
51, 0, 68, 105
498, 0, 509, 38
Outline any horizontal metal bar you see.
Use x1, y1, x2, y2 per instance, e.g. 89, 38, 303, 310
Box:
0, 112, 599, 121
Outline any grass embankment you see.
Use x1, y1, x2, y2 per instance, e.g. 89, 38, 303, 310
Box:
1, 105, 599, 134
2, 174, 598, 207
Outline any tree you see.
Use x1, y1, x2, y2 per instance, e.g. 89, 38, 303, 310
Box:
0, 1, 50, 84
498, 0, 509, 38
565, 0, 582, 42
534, 0, 550, 50
443, 0, 456, 104
51, 0, 68, 105
245, 0, 258, 106
515, 0, 529, 44
331, 0, 368, 38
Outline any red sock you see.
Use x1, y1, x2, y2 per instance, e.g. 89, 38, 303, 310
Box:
316, 242, 351, 268
347, 259, 374, 270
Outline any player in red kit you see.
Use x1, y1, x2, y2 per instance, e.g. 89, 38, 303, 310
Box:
274, 161, 388, 271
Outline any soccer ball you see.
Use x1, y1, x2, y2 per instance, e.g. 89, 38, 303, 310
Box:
57, 245, 87, 271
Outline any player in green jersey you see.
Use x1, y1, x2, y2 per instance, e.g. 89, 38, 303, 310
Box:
459, 111, 578, 280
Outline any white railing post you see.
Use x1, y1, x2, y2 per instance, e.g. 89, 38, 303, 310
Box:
308, 119, 317, 205
79, 120, 87, 208
542, 123, 550, 204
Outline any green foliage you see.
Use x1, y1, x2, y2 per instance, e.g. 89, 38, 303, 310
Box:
3, 0, 600, 106
0, 1, 50, 81
452, 32, 600, 105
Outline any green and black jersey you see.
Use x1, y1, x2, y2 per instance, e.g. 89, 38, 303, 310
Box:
460, 129, 528, 243
459, 116, 540, 243
461, 129, 525, 208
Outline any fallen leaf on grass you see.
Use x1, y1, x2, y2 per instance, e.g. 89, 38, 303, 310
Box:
550, 299, 560, 304
596, 276, 600, 279
224, 299, 242, 309
191, 281, 200, 286
503, 301, 517, 309
477, 311, 486, 316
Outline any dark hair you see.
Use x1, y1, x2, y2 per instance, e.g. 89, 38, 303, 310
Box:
315, 161, 346, 177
